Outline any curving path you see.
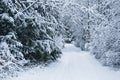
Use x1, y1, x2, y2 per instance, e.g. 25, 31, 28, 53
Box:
8, 44, 120, 80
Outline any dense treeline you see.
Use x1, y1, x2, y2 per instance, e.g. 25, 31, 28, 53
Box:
0, 0, 64, 78
59, 0, 120, 67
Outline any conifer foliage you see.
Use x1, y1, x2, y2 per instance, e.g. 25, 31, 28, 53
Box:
0, 0, 62, 76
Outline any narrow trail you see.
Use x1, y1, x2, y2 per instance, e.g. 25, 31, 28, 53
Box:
8, 44, 120, 80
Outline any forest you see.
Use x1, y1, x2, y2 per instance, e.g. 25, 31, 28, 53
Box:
1, 0, 120, 80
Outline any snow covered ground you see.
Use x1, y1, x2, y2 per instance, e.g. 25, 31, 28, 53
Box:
6, 44, 120, 80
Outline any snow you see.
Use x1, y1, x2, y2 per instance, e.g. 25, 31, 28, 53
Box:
2, 13, 14, 23
0, 42, 14, 61
6, 44, 120, 80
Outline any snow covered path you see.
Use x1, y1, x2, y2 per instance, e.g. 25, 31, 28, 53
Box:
8, 44, 120, 80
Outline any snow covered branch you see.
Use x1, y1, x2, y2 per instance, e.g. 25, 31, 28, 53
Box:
22, 0, 39, 12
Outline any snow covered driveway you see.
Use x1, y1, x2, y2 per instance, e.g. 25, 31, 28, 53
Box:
8, 44, 120, 80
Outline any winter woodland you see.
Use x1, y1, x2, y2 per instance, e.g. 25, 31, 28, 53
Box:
0, 0, 120, 80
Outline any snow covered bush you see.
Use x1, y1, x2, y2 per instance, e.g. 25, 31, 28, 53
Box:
0, 0, 63, 73
90, 25, 120, 67
0, 32, 26, 79
0, 32, 24, 61
101, 51, 120, 67
89, 0, 120, 67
